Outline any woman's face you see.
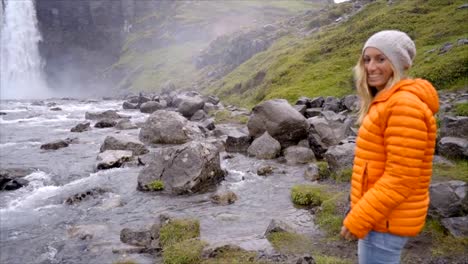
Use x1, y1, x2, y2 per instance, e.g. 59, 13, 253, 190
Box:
363, 47, 394, 91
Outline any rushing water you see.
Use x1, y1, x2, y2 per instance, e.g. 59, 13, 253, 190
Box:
0, 99, 319, 264
0, 0, 51, 99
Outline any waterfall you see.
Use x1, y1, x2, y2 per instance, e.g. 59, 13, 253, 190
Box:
0, 0, 51, 100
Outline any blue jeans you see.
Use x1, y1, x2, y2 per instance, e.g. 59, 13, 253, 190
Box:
358, 231, 409, 264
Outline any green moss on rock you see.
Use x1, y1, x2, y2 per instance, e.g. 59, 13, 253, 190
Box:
159, 219, 200, 248
163, 239, 206, 264
291, 184, 330, 206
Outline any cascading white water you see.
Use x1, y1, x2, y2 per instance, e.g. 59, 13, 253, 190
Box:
0, 0, 51, 100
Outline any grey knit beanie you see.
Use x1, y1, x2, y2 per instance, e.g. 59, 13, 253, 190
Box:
363, 30, 416, 73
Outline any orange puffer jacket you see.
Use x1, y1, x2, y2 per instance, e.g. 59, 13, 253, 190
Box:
343, 78, 439, 239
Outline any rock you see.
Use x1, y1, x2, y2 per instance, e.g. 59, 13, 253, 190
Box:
323, 142, 356, 175
199, 118, 216, 132
94, 119, 117, 128
457, 38, 468, 46
85, 110, 122, 120
203, 102, 217, 113
122, 101, 138, 109
0, 168, 32, 191
204, 95, 220, 105
139, 110, 201, 144
96, 150, 133, 170
437, 137, 468, 159
70, 122, 90, 132
247, 132, 281, 159
0, 112, 6, 115
248, 99, 308, 148
304, 164, 320, 181
177, 95, 205, 118
305, 108, 322, 118
283, 146, 316, 165
295, 97, 312, 108
309, 97, 324, 108
264, 219, 296, 237
438, 42, 453, 54
225, 129, 252, 153
257, 165, 275, 176
441, 216, 468, 238
429, 180, 467, 218
342, 94, 359, 112
65, 188, 108, 205
210, 190, 238, 205
439, 116, 468, 138
67, 224, 109, 240
50, 107, 62, 111
295, 255, 316, 264
100, 135, 148, 155
115, 119, 138, 130
140, 101, 164, 114
322, 96, 342, 113
40, 140, 69, 150
190, 109, 208, 122
432, 155, 455, 167
294, 104, 307, 115
120, 228, 152, 247
137, 141, 225, 194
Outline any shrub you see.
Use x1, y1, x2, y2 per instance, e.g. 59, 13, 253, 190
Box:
148, 180, 164, 191
291, 185, 329, 206
159, 219, 200, 248
163, 239, 206, 264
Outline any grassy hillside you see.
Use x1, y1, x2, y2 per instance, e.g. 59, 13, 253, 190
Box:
207, 0, 468, 108
109, 1, 325, 92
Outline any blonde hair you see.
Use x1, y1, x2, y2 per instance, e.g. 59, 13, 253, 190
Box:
355, 57, 403, 124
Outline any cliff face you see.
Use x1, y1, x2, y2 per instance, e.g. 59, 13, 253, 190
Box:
35, 0, 168, 95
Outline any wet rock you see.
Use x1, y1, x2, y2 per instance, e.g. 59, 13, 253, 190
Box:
94, 119, 117, 128
137, 141, 225, 194
210, 190, 238, 205
0, 112, 6, 115
122, 101, 138, 109
115, 119, 138, 130
40, 139, 69, 150
96, 150, 133, 170
177, 94, 205, 118
120, 228, 152, 247
50, 107, 62, 111
100, 135, 148, 155
283, 146, 316, 165
46, 102, 57, 107
67, 224, 109, 240
225, 129, 252, 153
247, 131, 281, 159
257, 165, 275, 176
264, 219, 296, 237
70, 122, 90, 132
65, 188, 109, 205
248, 99, 308, 148
304, 164, 320, 181
85, 110, 122, 120
0, 167, 32, 191
140, 101, 164, 114
139, 110, 201, 144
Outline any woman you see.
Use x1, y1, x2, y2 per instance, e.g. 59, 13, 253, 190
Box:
340, 30, 439, 263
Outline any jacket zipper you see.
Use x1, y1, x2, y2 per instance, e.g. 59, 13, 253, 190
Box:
361, 162, 368, 197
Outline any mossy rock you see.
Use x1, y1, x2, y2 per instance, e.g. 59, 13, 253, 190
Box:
163, 239, 206, 264
159, 219, 200, 248
267, 231, 314, 255
291, 184, 330, 206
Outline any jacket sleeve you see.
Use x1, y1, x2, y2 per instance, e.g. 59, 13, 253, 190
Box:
343, 95, 428, 239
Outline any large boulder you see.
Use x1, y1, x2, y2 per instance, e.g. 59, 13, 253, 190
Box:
137, 141, 225, 194
283, 146, 316, 165
437, 137, 468, 159
100, 135, 148, 155
323, 142, 356, 175
140, 101, 164, 114
247, 99, 308, 148
139, 110, 201, 144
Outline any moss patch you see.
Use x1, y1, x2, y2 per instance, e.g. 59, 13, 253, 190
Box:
163, 239, 206, 264
432, 160, 468, 182
201, 246, 260, 264
291, 184, 330, 207
331, 168, 352, 183
315, 192, 348, 238
147, 180, 165, 191
159, 219, 200, 248
314, 254, 352, 264
211, 110, 249, 124
453, 102, 468, 116
267, 231, 314, 255
317, 161, 331, 180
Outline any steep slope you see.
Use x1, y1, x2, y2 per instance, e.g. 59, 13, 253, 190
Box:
105, 0, 328, 93
206, 0, 467, 108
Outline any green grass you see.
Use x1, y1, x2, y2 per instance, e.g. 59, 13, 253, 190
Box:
211, 109, 249, 124
314, 254, 352, 264
159, 219, 200, 248
147, 180, 164, 191
201, 246, 261, 264
331, 168, 353, 183
315, 192, 348, 238
291, 184, 330, 207
432, 160, 468, 182
163, 239, 206, 264
453, 102, 468, 116
422, 218, 468, 257
267, 231, 314, 255
206, 0, 468, 108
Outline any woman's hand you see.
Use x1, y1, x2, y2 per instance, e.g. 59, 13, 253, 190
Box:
340, 226, 357, 241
